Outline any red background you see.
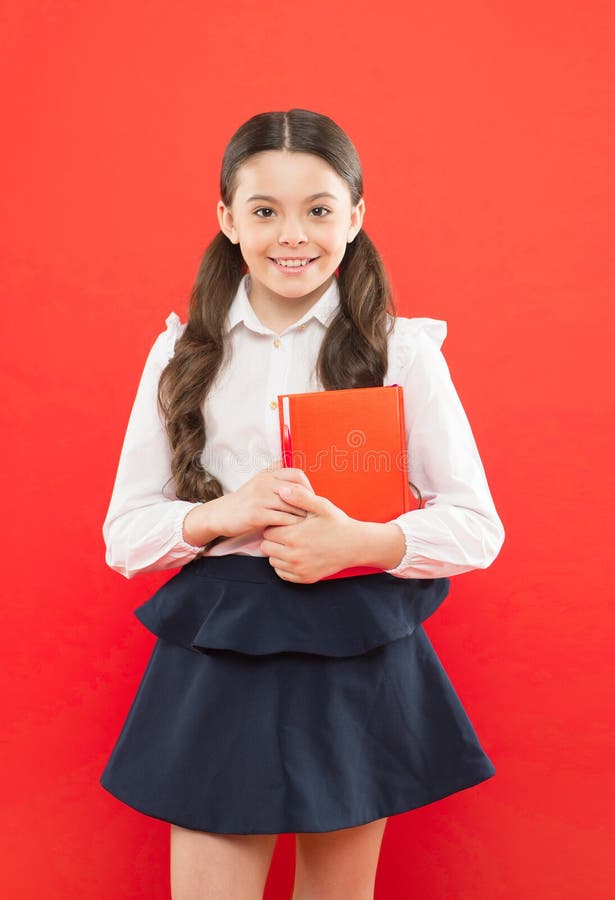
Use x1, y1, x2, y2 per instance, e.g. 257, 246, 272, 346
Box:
2, 1, 613, 897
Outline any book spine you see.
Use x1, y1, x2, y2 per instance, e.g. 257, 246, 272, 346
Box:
394, 385, 412, 512
279, 395, 293, 467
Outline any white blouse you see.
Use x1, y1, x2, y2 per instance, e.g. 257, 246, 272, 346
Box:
102, 273, 505, 580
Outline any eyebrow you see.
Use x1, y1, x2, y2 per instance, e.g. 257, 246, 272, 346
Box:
245, 192, 339, 204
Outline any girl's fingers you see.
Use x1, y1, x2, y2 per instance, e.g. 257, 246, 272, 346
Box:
271, 495, 309, 516
272, 565, 299, 582
263, 460, 313, 491
262, 513, 306, 534
271, 468, 314, 491
266, 459, 284, 470
276, 510, 307, 522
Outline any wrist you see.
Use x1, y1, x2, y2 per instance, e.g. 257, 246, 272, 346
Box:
182, 497, 227, 547
348, 520, 407, 570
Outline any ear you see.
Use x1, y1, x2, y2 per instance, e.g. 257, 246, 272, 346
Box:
217, 200, 240, 244
348, 197, 366, 243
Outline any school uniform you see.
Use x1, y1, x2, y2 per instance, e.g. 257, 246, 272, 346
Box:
99, 273, 505, 835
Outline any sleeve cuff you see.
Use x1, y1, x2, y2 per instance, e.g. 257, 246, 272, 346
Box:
382, 519, 415, 576
174, 503, 208, 552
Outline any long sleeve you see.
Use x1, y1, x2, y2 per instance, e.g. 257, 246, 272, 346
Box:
383, 319, 505, 579
102, 312, 208, 579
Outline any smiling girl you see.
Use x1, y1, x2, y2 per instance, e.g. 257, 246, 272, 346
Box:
99, 109, 505, 900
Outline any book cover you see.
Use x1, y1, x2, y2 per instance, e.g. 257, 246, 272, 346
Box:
277, 384, 420, 580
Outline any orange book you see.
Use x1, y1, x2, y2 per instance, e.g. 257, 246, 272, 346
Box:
277, 384, 421, 580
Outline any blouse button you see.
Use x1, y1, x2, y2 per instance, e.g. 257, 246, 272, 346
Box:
273, 338, 280, 348
269, 400, 278, 409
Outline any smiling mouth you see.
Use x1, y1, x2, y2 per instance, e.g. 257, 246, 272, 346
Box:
268, 257, 319, 268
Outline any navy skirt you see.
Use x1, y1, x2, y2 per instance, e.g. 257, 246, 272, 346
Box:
99, 554, 495, 835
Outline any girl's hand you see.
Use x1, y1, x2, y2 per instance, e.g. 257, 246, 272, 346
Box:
211, 460, 313, 540
260, 483, 359, 583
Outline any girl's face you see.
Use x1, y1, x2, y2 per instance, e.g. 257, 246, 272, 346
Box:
217, 150, 365, 308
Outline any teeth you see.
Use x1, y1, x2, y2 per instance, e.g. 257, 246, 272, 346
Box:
274, 258, 312, 267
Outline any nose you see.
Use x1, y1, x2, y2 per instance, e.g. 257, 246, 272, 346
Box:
277, 217, 308, 246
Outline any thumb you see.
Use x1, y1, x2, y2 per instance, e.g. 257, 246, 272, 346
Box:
277, 482, 322, 511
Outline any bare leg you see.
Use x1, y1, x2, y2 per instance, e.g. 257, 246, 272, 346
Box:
292, 817, 388, 900
170, 824, 278, 900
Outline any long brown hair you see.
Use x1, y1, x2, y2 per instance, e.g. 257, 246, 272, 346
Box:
159, 109, 399, 503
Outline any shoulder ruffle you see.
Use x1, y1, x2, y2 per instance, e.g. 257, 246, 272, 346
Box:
162, 310, 187, 360
392, 316, 447, 372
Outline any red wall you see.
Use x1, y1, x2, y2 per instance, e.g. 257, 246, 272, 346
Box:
2, 1, 612, 897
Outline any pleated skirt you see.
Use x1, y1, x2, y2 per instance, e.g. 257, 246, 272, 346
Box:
99, 554, 496, 835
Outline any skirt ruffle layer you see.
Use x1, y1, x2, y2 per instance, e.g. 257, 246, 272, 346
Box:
133, 554, 452, 657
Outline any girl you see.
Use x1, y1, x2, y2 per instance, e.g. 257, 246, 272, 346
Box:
100, 108, 505, 900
